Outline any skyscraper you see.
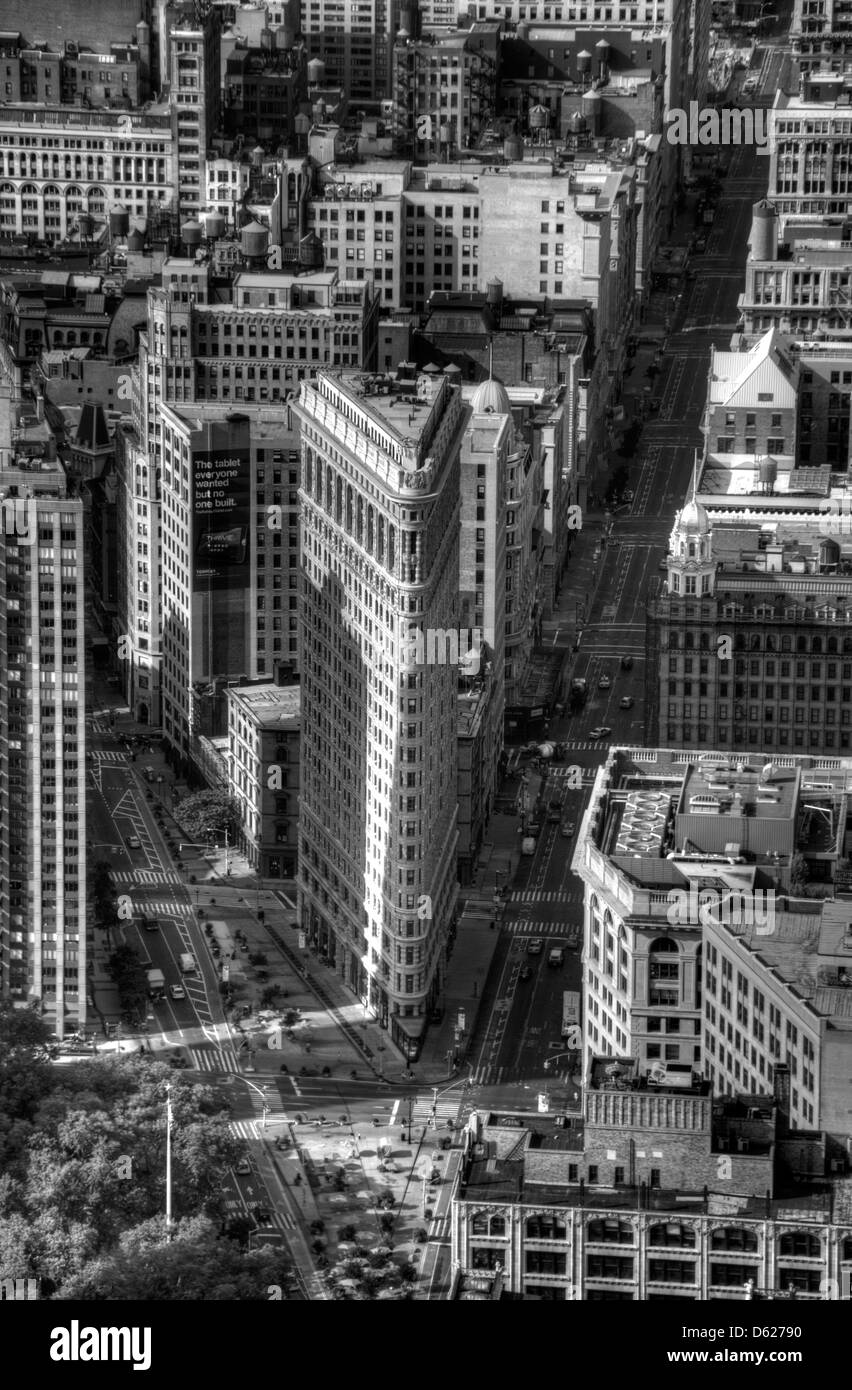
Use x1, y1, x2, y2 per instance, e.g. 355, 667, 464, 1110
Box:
0, 446, 86, 1038
294, 367, 464, 1059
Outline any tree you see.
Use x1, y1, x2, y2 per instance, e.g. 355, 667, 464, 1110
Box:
175, 791, 239, 842
789, 852, 809, 892
55, 1215, 292, 1300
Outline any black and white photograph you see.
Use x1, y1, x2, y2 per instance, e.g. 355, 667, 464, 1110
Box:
0, 0, 845, 1364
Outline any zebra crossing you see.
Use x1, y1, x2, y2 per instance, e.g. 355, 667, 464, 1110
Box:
192, 1047, 242, 1073
428, 1212, 451, 1242
503, 920, 581, 943
114, 869, 183, 886
547, 745, 610, 757
508, 889, 580, 904
222, 1195, 296, 1232
229, 1118, 260, 1139
91, 750, 128, 765
90, 718, 112, 734
130, 899, 193, 919
409, 1095, 463, 1129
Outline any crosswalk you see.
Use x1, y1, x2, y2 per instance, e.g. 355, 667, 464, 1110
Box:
191, 1047, 242, 1073
229, 1118, 260, 1139
130, 900, 193, 919
91, 750, 128, 765
503, 920, 581, 943
222, 1194, 296, 1232
508, 889, 579, 904
409, 1095, 463, 1129
90, 718, 112, 734
114, 869, 183, 885
428, 1212, 451, 1241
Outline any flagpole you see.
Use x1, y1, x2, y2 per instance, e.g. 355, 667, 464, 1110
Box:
166, 1083, 173, 1240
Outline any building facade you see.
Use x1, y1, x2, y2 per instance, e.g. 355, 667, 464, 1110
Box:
294, 367, 463, 1057
227, 679, 300, 879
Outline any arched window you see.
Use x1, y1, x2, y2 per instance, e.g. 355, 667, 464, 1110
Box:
649, 1222, 696, 1248
711, 1227, 758, 1252
356, 495, 364, 544
669, 632, 679, 650
325, 468, 333, 514
735, 633, 746, 651
842, 1237, 852, 1261
796, 635, 807, 652
590, 894, 599, 915
765, 634, 776, 652
345, 484, 353, 534
779, 1231, 820, 1258
684, 631, 694, 650
526, 1214, 566, 1239
811, 636, 823, 655
699, 632, 709, 650
377, 514, 385, 564
304, 448, 312, 494
471, 1213, 490, 1235
649, 937, 678, 953
587, 1218, 633, 1244
20, 182, 37, 196
335, 476, 343, 525
489, 1215, 506, 1237
388, 524, 395, 570
781, 635, 792, 652
827, 635, 838, 654
750, 634, 761, 650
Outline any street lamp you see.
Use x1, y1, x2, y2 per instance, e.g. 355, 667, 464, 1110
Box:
428, 1075, 473, 1130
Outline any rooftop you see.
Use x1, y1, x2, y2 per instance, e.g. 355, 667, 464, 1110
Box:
228, 682, 301, 730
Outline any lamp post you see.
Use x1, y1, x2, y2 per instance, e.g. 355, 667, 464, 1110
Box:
428, 1075, 473, 1130
165, 1083, 174, 1240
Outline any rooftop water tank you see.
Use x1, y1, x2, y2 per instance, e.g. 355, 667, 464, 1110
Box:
569, 110, 587, 134
529, 103, 549, 130
307, 57, 326, 84
109, 204, 129, 237
181, 218, 203, 248
241, 219, 269, 260
127, 226, 145, 253
486, 275, 504, 308
203, 211, 226, 240
251, 144, 265, 167
750, 199, 778, 262
294, 113, 310, 135
503, 134, 523, 161
77, 213, 94, 238
819, 536, 840, 568
758, 455, 778, 490
577, 49, 592, 72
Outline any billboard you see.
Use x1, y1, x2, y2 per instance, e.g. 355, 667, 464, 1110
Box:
192, 424, 251, 592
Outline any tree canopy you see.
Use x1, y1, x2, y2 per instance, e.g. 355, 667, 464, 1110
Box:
175, 790, 239, 843
0, 1023, 289, 1298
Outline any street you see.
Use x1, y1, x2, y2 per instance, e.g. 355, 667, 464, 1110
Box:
462, 137, 770, 1118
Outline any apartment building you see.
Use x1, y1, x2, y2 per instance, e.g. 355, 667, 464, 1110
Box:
768, 81, 852, 219
740, 200, 852, 351
293, 368, 463, 1058
166, 7, 222, 219
0, 432, 87, 1039
227, 678, 301, 879
792, 0, 852, 70
114, 249, 376, 740
0, 103, 175, 245
391, 26, 499, 158
295, 0, 402, 100
0, 34, 146, 107
450, 1079, 852, 1300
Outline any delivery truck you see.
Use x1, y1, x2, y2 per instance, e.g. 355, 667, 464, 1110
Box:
146, 967, 166, 1000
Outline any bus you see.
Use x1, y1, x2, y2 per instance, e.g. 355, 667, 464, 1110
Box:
561, 991, 581, 1039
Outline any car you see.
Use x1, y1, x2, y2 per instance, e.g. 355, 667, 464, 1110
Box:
169, 983, 186, 1001
519, 964, 533, 981
620, 696, 634, 710
126, 835, 142, 850
561, 820, 576, 838
142, 917, 159, 932
526, 938, 544, 956
598, 674, 611, 690
252, 1206, 271, 1225
236, 1157, 252, 1176
623, 489, 634, 503
548, 947, 565, 967
521, 836, 536, 856
547, 809, 561, 823
620, 655, 634, 671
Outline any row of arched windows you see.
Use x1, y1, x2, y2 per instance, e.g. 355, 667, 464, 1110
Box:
304, 445, 398, 572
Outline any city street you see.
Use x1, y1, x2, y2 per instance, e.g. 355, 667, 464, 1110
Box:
463, 137, 770, 1115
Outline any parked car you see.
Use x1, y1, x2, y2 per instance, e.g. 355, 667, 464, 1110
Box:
126, 835, 142, 850
620, 696, 634, 710
526, 938, 544, 956
620, 655, 634, 671
598, 674, 611, 690
561, 821, 576, 839
519, 965, 533, 981
169, 983, 186, 1001
236, 1157, 252, 1176
547, 808, 561, 823
521, 836, 536, 856
588, 727, 612, 741
548, 948, 565, 968
142, 917, 159, 932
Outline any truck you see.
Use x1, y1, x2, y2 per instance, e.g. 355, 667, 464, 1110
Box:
146, 968, 166, 1000
561, 990, 581, 1038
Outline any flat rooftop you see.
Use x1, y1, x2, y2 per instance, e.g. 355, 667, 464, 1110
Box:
228, 682, 300, 730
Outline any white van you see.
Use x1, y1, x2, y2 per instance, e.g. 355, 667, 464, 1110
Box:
179, 953, 197, 975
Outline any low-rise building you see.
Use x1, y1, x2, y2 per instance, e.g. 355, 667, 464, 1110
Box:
227, 678, 300, 880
